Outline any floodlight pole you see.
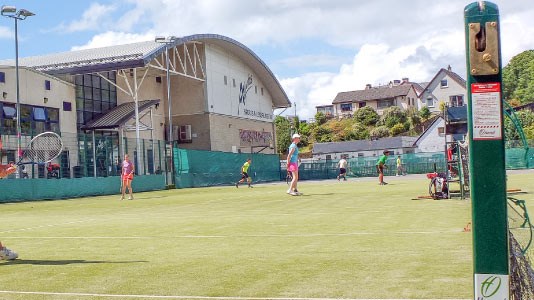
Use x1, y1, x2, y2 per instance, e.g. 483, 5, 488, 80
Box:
155, 36, 176, 186
464, 2, 509, 299
1, 6, 35, 178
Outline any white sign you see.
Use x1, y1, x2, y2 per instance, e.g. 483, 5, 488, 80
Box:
471, 83, 502, 140
474, 274, 509, 299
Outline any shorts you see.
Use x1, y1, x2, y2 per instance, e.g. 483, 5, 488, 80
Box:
339, 168, 346, 175
122, 174, 134, 182
376, 165, 384, 174
241, 172, 249, 179
287, 162, 298, 172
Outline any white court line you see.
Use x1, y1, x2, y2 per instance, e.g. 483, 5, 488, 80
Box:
2, 230, 462, 240
0, 291, 470, 300
0, 219, 96, 234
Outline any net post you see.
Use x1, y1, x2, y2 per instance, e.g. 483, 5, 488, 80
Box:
464, 2, 509, 298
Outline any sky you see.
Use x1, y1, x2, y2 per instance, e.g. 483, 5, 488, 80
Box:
0, 0, 533, 120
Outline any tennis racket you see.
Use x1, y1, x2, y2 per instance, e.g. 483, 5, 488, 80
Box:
16, 132, 63, 166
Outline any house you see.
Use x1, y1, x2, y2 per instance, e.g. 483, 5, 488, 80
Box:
315, 104, 334, 118
413, 106, 468, 153
331, 83, 418, 118
420, 66, 467, 112
312, 136, 418, 160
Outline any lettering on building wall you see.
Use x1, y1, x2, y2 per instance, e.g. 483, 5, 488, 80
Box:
238, 74, 253, 115
239, 129, 273, 146
243, 109, 273, 120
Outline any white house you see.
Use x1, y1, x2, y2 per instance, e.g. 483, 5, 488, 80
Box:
420, 66, 467, 112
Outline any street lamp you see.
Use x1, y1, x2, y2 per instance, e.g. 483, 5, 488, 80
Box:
155, 36, 177, 186
1, 6, 35, 178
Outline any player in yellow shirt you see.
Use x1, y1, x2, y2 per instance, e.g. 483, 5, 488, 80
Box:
235, 158, 253, 188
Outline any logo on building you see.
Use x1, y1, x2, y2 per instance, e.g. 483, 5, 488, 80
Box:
238, 74, 253, 115
480, 276, 502, 298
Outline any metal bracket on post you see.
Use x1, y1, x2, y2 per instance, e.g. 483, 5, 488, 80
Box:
468, 21, 500, 75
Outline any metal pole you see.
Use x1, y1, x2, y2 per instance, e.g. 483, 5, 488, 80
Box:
133, 68, 141, 174
92, 131, 97, 178
14, 18, 21, 178
165, 43, 175, 185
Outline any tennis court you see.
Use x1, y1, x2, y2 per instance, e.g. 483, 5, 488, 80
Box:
1, 171, 533, 300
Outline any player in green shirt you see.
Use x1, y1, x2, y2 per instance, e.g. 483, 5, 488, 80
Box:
236, 158, 253, 188
376, 150, 390, 185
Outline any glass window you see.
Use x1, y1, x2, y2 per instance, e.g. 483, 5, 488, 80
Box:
449, 95, 464, 107
358, 102, 366, 108
48, 108, 59, 121
3, 105, 16, 118
0, 71, 5, 83
34, 121, 46, 134
21, 120, 31, 134
340, 103, 352, 111
377, 99, 394, 108
440, 79, 448, 88
33, 107, 47, 121
49, 122, 60, 133
426, 97, 434, 107
45, 80, 51, 90
20, 105, 31, 119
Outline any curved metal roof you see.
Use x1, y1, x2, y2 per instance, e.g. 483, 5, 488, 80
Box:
1, 34, 290, 108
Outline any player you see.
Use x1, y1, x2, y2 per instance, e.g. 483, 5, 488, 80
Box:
396, 155, 405, 176
120, 154, 135, 200
376, 150, 389, 185
236, 158, 253, 188
337, 157, 348, 181
286, 133, 301, 196
0, 163, 18, 260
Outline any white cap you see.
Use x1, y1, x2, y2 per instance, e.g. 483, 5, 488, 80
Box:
292, 133, 301, 139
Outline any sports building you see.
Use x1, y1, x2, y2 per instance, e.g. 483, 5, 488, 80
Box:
0, 34, 291, 178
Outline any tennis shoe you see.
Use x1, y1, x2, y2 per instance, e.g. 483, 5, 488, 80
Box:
289, 191, 299, 196
0, 247, 18, 260
128, 196, 133, 200
286, 189, 291, 194
235, 182, 239, 188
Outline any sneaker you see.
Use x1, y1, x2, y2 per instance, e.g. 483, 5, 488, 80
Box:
0, 247, 18, 260
248, 185, 253, 188
235, 182, 239, 188
128, 196, 133, 200
380, 182, 388, 185
337, 176, 340, 181
343, 177, 347, 181
120, 197, 124, 200
294, 189, 303, 195
289, 191, 299, 196
287, 189, 291, 194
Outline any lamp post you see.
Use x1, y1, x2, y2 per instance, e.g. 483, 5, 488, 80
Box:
155, 36, 177, 186
1, 6, 35, 178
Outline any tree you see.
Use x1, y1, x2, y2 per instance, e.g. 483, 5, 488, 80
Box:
315, 111, 327, 125
390, 123, 407, 136
351, 122, 370, 140
274, 116, 291, 153
503, 50, 534, 104
379, 106, 407, 128
370, 126, 390, 139
355, 106, 379, 126
419, 106, 431, 120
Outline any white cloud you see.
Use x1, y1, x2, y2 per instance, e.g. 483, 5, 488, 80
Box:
71, 31, 156, 50
58, 3, 117, 33
71, 0, 534, 120
0, 26, 12, 39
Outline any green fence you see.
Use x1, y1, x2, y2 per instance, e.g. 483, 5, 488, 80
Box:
173, 148, 280, 188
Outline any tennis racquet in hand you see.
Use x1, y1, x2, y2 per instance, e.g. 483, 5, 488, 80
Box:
16, 131, 63, 167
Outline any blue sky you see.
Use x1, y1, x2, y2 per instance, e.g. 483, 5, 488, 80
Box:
1, 0, 533, 119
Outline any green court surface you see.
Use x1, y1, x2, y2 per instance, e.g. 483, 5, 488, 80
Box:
1, 171, 533, 300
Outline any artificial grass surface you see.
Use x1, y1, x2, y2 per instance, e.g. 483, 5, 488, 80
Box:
0, 171, 533, 300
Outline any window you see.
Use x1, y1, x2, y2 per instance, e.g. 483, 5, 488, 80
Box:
224, 75, 227, 85
0, 72, 5, 83
438, 127, 445, 136
261, 87, 264, 96
358, 102, 366, 108
340, 103, 352, 112
255, 86, 258, 94
33, 107, 47, 121
449, 95, 464, 107
179, 125, 192, 143
63, 101, 72, 111
232, 78, 236, 88
2, 105, 16, 118
155, 76, 162, 83
377, 99, 394, 109
426, 97, 434, 107
45, 80, 51, 90
440, 79, 448, 88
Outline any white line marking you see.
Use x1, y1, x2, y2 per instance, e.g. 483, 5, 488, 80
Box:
0, 291, 470, 300
0, 219, 95, 234
3, 230, 462, 240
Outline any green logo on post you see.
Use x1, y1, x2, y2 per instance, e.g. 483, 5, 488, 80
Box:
481, 275, 502, 297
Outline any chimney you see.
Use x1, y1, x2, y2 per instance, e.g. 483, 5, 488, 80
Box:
365, 84, 372, 90
402, 77, 409, 83
447, 65, 452, 71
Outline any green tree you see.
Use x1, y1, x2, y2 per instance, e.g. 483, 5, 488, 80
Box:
274, 116, 291, 153
419, 106, 431, 120
503, 50, 534, 104
315, 111, 327, 125
370, 126, 390, 139
355, 106, 379, 126
390, 123, 407, 136
379, 106, 407, 128
351, 122, 370, 140
312, 126, 333, 143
